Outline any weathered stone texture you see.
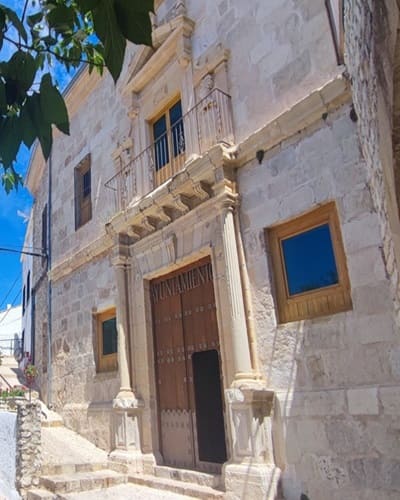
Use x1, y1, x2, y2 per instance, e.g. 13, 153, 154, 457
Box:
345, 0, 400, 325
239, 103, 400, 498
50, 256, 119, 450
15, 401, 41, 495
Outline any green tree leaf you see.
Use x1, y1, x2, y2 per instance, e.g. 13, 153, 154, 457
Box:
0, 81, 6, 114
92, 0, 126, 82
39, 73, 70, 135
47, 4, 75, 33
0, 116, 21, 167
114, 0, 153, 46
0, 5, 28, 43
19, 100, 37, 148
26, 92, 53, 159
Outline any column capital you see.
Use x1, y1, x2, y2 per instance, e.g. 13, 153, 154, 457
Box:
111, 233, 132, 267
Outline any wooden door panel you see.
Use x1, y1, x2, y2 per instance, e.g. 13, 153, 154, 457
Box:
153, 291, 188, 411
151, 257, 225, 470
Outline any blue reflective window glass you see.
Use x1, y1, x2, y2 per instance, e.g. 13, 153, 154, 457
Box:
153, 115, 169, 170
169, 101, 185, 157
281, 223, 338, 296
82, 169, 91, 198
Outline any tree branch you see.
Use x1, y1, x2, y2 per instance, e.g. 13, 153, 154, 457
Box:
3, 34, 105, 68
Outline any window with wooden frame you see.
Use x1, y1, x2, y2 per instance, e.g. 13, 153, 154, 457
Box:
74, 154, 92, 230
151, 98, 185, 186
96, 309, 118, 372
266, 202, 352, 323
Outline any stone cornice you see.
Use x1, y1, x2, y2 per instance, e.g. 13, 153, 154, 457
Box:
236, 71, 351, 167
49, 232, 113, 282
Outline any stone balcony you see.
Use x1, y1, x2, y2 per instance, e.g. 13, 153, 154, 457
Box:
104, 88, 235, 219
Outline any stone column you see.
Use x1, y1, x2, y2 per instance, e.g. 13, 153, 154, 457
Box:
110, 234, 144, 471
220, 197, 254, 382
218, 192, 280, 499
112, 245, 135, 400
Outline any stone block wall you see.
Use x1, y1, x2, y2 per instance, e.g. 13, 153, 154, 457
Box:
238, 106, 400, 498
50, 256, 119, 450
345, 0, 400, 326
188, 0, 339, 144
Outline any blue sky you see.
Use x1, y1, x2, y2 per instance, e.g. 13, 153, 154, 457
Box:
0, 1, 72, 309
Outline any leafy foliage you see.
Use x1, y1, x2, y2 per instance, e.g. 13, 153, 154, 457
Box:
0, 0, 154, 192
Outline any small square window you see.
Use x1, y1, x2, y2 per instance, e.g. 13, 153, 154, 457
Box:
96, 309, 118, 372
266, 202, 352, 323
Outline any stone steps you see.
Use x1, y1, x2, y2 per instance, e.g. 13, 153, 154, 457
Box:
153, 465, 221, 488
39, 469, 127, 494
41, 461, 109, 476
26, 488, 57, 499
128, 473, 224, 499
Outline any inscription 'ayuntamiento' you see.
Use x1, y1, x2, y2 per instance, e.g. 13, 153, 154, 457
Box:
151, 261, 213, 303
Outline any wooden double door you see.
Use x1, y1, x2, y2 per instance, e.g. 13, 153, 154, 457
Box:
151, 257, 227, 471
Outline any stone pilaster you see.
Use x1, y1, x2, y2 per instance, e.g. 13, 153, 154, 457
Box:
219, 194, 254, 381
218, 192, 280, 498
112, 238, 135, 400
110, 234, 144, 470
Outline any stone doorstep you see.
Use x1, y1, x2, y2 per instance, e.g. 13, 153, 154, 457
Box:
153, 465, 221, 488
128, 473, 224, 499
39, 469, 127, 494
26, 489, 57, 500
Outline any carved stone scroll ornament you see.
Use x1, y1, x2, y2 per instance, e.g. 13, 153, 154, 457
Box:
199, 73, 215, 99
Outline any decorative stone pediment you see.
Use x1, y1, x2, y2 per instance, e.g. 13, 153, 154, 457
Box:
124, 14, 195, 95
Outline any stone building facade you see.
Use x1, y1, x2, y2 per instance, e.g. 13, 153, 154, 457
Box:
24, 1, 400, 498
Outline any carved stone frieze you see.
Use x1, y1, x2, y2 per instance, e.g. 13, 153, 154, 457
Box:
199, 73, 215, 99
192, 181, 211, 200
172, 194, 191, 213
141, 216, 157, 233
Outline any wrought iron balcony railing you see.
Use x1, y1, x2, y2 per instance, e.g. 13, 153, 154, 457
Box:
105, 88, 234, 213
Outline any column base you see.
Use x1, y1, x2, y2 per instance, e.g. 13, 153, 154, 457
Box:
109, 449, 144, 474
223, 462, 281, 500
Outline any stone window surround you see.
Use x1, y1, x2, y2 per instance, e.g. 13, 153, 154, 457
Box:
266, 201, 352, 323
